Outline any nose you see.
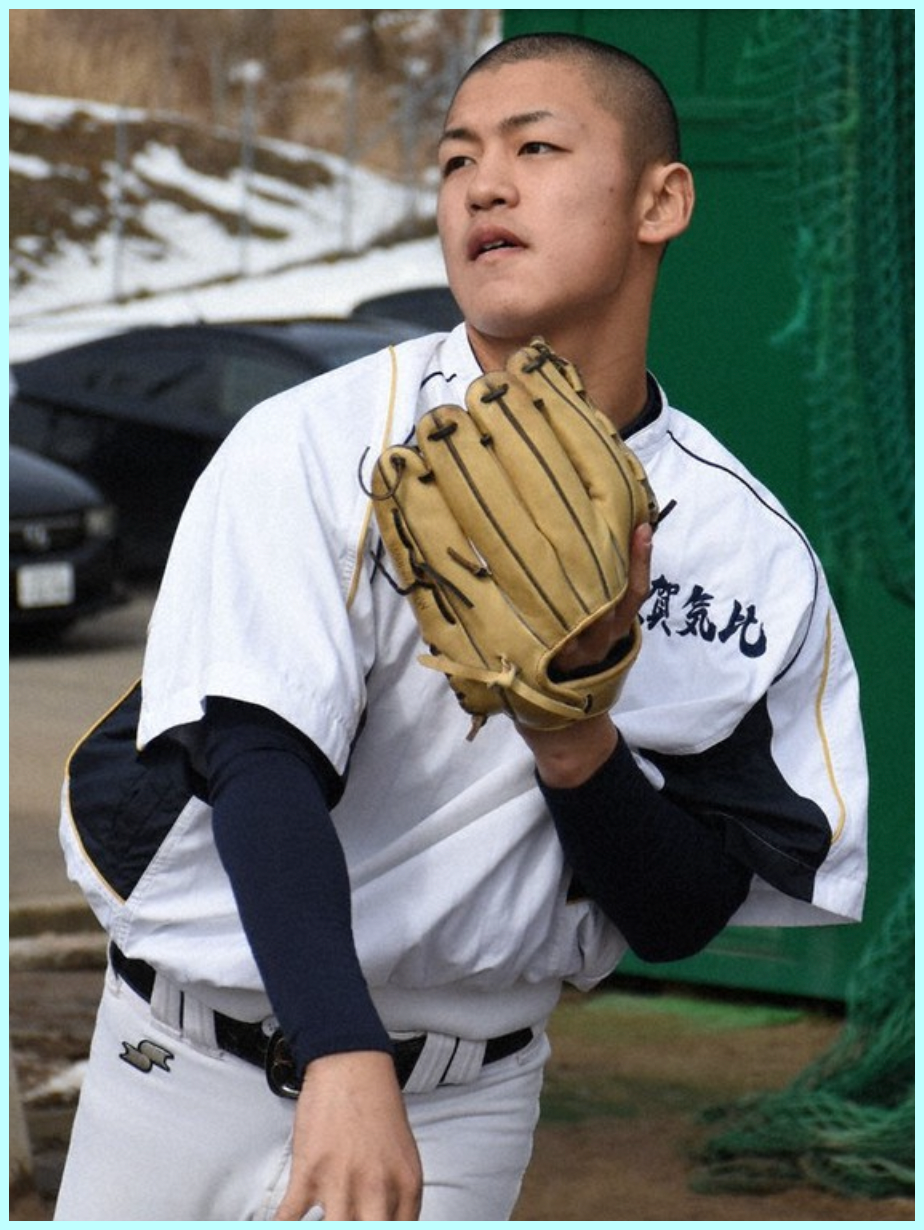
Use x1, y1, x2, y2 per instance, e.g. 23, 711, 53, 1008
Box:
466, 154, 518, 213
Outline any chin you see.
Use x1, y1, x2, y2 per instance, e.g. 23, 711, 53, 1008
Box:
473, 319, 570, 363
461, 299, 548, 346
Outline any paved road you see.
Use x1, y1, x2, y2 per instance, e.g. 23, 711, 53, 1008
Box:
10, 587, 156, 912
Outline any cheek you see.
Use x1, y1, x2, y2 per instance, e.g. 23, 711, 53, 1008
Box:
554, 176, 626, 242
584, 184, 635, 247
565, 207, 627, 267
436, 193, 463, 267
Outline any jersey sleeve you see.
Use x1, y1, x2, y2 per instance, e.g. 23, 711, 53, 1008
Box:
633, 565, 867, 926
622, 407, 868, 927
137, 365, 384, 775
737, 589, 867, 923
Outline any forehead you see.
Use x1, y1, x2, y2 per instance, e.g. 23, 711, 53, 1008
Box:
445, 57, 618, 135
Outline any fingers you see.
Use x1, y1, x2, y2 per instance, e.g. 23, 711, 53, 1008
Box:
274, 1165, 420, 1221
626, 521, 654, 612
275, 1174, 420, 1222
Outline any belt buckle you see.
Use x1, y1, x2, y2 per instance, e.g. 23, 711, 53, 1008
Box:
265, 1029, 300, 1100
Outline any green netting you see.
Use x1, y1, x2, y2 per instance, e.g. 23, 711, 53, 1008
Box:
691, 13, 915, 1201
737, 10, 914, 606
694, 875, 914, 1199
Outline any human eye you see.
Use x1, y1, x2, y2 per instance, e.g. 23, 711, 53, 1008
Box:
440, 153, 473, 179
519, 140, 560, 156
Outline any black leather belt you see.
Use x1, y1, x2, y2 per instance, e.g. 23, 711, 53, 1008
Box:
110, 944, 532, 1098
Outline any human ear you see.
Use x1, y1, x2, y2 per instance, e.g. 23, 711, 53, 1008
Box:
638, 162, 695, 245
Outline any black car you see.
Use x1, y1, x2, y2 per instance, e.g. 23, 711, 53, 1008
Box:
351, 286, 463, 332
10, 318, 424, 575
10, 445, 122, 631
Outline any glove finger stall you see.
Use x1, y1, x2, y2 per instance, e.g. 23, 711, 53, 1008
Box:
464, 372, 622, 609
509, 342, 659, 536
373, 441, 542, 721
414, 405, 595, 637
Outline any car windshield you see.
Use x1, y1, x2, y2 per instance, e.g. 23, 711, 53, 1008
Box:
217, 350, 311, 421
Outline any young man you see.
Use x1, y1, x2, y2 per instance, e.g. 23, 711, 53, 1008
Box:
56, 34, 867, 1222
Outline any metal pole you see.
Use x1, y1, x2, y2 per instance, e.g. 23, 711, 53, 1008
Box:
111, 107, 128, 303
342, 62, 358, 254
402, 67, 418, 237
232, 60, 263, 276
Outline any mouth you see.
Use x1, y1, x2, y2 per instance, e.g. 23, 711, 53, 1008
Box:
467, 230, 524, 261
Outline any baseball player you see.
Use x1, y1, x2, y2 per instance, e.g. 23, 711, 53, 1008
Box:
55, 33, 867, 1221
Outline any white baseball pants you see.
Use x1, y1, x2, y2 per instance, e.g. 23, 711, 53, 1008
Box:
54, 968, 549, 1221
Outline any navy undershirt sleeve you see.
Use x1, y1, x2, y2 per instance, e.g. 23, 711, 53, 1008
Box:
202, 697, 391, 1076
539, 736, 753, 962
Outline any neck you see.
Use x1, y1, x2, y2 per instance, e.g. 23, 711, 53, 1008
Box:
462, 266, 658, 429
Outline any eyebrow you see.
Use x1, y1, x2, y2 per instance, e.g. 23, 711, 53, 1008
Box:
439, 109, 556, 147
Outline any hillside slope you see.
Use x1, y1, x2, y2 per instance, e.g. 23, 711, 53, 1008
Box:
10, 91, 439, 325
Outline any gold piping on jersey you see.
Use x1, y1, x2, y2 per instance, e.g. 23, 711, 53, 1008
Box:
815, 609, 848, 843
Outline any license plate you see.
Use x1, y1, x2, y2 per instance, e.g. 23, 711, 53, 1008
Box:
17, 562, 76, 609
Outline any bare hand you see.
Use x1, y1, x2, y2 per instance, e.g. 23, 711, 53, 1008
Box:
273, 1051, 423, 1222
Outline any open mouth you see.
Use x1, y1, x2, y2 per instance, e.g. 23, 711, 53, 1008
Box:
469, 232, 523, 260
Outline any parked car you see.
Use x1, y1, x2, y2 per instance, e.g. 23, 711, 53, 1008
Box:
10, 445, 123, 632
10, 318, 423, 575
351, 286, 463, 332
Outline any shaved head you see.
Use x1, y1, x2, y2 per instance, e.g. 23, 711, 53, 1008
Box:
454, 33, 681, 172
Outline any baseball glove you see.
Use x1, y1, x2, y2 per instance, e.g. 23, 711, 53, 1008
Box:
371, 338, 658, 736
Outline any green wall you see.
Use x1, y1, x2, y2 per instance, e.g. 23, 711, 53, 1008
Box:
503, 11, 913, 1001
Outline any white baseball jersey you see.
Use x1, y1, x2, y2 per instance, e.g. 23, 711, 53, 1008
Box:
98, 324, 866, 1036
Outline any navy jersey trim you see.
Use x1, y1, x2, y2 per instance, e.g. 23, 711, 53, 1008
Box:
421, 367, 463, 391
640, 694, 831, 903
66, 682, 207, 902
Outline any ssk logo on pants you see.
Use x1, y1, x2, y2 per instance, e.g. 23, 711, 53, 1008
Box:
119, 1039, 174, 1074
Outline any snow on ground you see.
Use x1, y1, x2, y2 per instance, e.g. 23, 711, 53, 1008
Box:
9, 235, 449, 362
10, 91, 147, 126
23, 1061, 90, 1106
9, 91, 451, 363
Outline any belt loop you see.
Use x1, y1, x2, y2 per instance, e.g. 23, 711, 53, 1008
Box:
441, 1038, 486, 1086
401, 1033, 459, 1095
150, 970, 183, 1034
182, 993, 219, 1052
